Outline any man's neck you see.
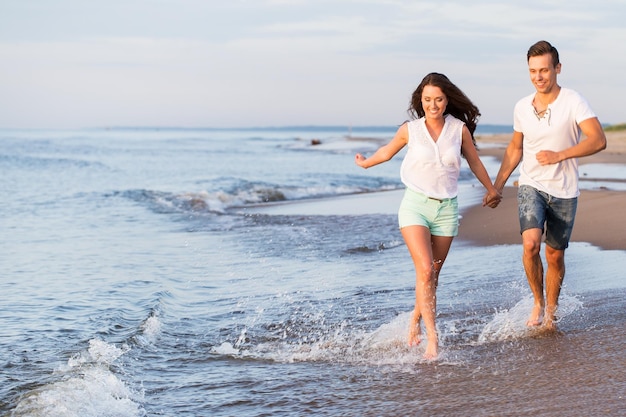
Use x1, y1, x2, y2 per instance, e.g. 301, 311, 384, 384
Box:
535, 85, 561, 106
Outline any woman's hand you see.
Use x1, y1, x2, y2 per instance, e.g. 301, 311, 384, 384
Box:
355, 153, 368, 168
483, 189, 502, 208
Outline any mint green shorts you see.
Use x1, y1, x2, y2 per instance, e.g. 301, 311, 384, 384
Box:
398, 188, 459, 236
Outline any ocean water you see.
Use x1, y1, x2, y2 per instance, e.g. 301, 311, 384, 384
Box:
1, 126, 625, 417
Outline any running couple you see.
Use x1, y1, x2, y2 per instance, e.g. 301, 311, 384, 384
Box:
355, 40, 606, 360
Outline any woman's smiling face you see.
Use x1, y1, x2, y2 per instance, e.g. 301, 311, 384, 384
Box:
421, 85, 448, 120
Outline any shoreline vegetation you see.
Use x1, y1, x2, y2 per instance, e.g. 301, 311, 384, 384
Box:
604, 123, 626, 132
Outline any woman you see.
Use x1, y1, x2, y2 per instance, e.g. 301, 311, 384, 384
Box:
355, 73, 501, 359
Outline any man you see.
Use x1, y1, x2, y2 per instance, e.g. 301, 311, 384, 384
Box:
488, 40, 606, 330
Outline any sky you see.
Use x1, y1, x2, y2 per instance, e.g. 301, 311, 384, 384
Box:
1, 0, 625, 129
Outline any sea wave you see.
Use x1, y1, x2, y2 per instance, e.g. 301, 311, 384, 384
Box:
8, 305, 166, 417
9, 339, 145, 417
115, 181, 400, 216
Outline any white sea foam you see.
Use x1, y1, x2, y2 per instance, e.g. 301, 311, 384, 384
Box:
11, 367, 143, 417
135, 315, 162, 346
11, 339, 143, 417
67, 339, 129, 367
212, 342, 241, 356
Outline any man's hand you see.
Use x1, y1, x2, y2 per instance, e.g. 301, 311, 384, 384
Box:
483, 189, 502, 208
536, 150, 562, 165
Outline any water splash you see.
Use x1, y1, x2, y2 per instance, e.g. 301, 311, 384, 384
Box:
134, 314, 162, 347
212, 312, 438, 365
477, 294, 583, 343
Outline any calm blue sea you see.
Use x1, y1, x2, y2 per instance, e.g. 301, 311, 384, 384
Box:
1, 125, 625, 416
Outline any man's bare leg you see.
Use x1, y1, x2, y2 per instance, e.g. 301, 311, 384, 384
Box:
522, 229, 545, 326
544, 245, 566, 330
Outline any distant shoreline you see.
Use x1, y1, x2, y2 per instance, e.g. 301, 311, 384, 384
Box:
1, 122, 624, 134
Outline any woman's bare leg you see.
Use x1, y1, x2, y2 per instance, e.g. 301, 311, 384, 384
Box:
401, 226, 453, 359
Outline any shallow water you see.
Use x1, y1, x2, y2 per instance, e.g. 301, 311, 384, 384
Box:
1, 127, 624, 416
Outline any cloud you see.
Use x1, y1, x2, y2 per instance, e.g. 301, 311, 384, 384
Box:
0, 0, 625, 128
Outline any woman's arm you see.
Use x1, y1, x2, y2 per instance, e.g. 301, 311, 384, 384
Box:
461, 127, 501, 207
493, 130, 524, 192
355, 123, 408, 169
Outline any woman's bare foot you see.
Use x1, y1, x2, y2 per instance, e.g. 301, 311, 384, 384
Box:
526, 304, 544, 327
407, 321, 422, 346
423, 338, 438, 360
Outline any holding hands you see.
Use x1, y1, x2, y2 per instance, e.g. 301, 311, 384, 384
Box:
483, 188, 502, 208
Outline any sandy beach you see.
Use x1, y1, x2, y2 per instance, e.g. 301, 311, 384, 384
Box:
460, 130, 626, 250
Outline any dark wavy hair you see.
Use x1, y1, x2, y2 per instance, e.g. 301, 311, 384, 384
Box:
408, 72, 481, 148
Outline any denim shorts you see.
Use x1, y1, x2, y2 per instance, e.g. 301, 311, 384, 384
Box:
518, 185, 578, 250
398, 188, 459, 236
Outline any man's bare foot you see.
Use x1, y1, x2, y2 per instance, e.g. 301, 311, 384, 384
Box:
542, 317, 557, 331
543, 306, 558, 331
526, 304, 544, 327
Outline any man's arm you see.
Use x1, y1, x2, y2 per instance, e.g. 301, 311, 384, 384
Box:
494, 131, 524, 192
535, 117, 607, 165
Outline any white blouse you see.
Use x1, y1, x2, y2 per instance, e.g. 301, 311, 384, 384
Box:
400, 114, 464, 199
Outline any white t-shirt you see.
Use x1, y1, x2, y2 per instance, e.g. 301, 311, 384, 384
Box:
514, 87, 596, 198
400, 114, 464, 199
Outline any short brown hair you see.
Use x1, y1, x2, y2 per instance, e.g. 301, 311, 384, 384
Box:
527, 40, 560, 67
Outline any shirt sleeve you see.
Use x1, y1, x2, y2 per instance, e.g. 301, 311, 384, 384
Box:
574, 92, 597, 124
513, 100, 524, 133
